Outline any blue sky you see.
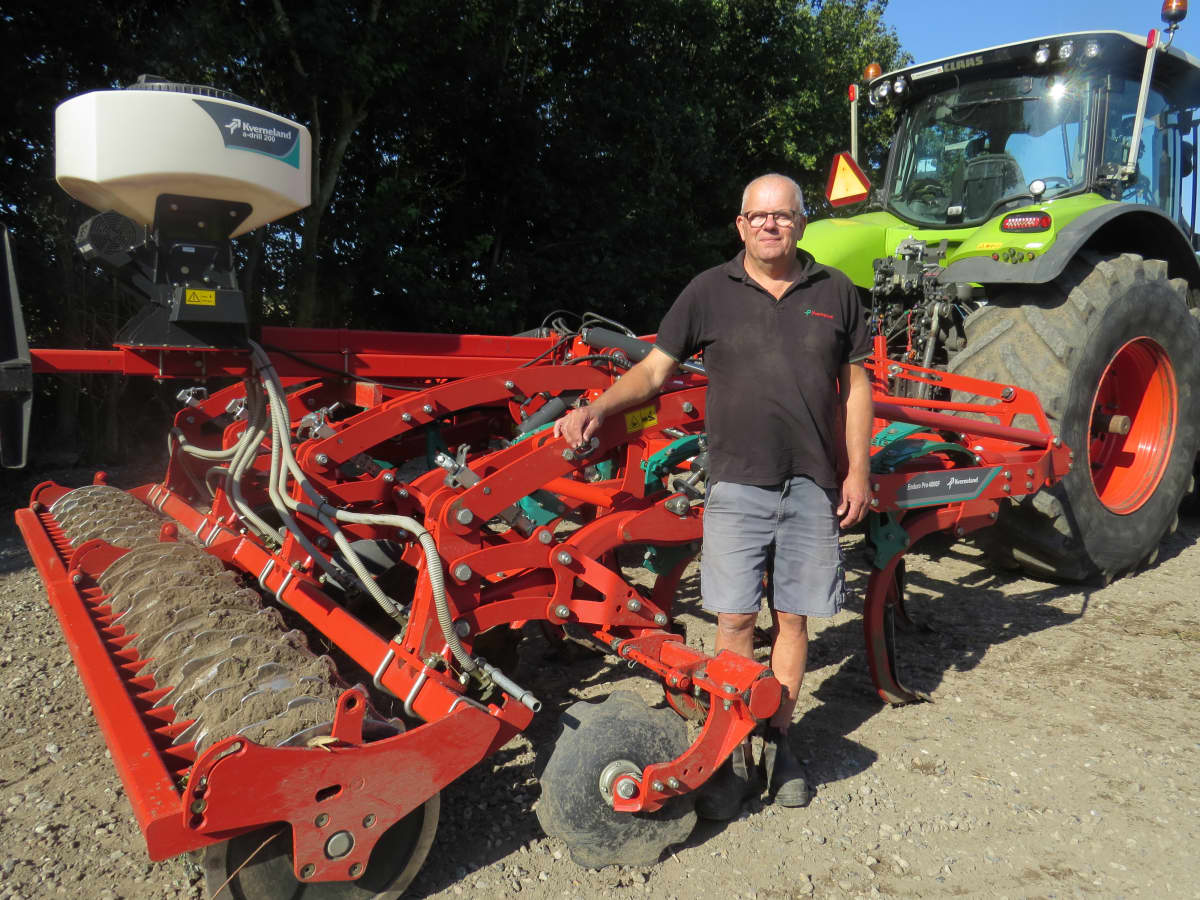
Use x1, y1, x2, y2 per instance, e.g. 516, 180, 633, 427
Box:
881, 0, 1200, 67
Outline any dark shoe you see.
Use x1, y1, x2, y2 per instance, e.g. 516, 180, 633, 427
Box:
696, 749, 756, 820
762, 728, 812, 808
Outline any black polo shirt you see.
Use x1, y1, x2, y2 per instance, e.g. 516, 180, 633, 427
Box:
654, 249, 871, 488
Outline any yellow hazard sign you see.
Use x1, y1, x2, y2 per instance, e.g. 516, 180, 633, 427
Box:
625, 405, 658, 434
185, 289, 216, 307
825, 152, 871, 208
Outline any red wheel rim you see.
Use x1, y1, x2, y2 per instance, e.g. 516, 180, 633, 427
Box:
1087, 337, 1177, 514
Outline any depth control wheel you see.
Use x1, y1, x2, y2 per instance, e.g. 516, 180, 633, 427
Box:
537, 691, 696, 868
202, 793, 439, 900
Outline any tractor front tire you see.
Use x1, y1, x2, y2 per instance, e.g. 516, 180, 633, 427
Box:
947, 252, 1200, 582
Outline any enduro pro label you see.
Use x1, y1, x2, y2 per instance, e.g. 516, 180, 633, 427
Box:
625, 405, 658, 433
194, 100, 302, 168
896, 466, 1001, 508
185, 289, 216, 307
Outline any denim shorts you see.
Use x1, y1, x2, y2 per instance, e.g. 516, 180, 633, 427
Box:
700, 477, 845, 618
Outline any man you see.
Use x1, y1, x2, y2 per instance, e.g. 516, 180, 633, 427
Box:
554, 173, 873, 818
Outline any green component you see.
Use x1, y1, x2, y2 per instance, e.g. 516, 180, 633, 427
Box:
871, 422, 925, 448
641, 544, 696, 576
871, 438, 977, 474
799, 211, 900, 287
511, 423, 614, 525
517, 490, 567, 527
641, 434, 704, 494
511, 421, 554, 443
940, 195, 1115, 268
866, 511, 909, 570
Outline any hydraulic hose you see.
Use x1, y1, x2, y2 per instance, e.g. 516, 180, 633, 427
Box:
223, 381, 278, 541
579, 325, 705, 375
248, 341, 492, 679
252, 343, 412, 630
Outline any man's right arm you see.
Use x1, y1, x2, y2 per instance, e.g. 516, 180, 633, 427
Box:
553, 347, 680, 447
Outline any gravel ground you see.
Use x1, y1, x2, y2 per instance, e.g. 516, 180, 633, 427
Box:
1, 467, 1199, 899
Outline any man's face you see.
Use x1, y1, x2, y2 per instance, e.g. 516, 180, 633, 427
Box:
736, 178, 806, 269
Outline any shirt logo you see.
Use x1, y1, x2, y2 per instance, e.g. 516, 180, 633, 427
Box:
805, 308, 834, 320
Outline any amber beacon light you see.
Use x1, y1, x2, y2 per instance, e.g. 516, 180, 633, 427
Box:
1162, 0, 1188, 25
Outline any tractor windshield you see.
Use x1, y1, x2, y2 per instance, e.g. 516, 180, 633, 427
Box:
888, 74, 1093, 226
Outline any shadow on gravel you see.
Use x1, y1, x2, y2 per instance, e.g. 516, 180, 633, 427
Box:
790, 530, 1118, 793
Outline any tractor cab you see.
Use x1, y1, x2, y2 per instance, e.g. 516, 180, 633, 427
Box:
872, 29, 1200, 232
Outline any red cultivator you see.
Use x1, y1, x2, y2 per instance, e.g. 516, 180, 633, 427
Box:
3, 81, 1072, 896
11, 319, 1070, 893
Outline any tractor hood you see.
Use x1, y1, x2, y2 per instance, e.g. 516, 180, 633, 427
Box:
802, 212, 977, 289
799, 213, 896, 287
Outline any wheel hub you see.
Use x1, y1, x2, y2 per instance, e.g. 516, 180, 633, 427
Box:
598, 759, 641, 805
1087, 336, 1178, 514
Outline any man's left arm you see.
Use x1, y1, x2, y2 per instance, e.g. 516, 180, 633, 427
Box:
837, 362, 873, 528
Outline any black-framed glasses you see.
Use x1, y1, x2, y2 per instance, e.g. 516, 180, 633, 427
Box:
741, 209, 798, 228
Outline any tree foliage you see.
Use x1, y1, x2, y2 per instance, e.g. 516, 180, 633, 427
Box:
0, 0, 905, 461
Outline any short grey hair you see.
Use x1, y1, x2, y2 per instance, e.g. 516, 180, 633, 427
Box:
740, 174, 805, 215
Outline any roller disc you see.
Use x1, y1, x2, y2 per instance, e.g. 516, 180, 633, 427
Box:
202, 794, 440, 900
536, 691, 696, 868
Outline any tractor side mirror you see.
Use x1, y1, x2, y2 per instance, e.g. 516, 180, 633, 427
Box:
1182, 140, 1196, 179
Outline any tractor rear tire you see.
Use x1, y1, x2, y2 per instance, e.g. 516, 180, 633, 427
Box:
947, 252, 1200, 582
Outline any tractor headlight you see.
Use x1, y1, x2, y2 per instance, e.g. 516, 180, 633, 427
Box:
1084, 39, 1102, 59
1034, 43, 1051, 64
893, 76, 907, 95
1058, 40, 1075, 60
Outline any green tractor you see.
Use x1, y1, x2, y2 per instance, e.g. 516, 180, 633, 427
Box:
803, 3, 1200, 582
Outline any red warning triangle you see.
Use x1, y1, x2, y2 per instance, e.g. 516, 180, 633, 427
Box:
825, 152, 871, 207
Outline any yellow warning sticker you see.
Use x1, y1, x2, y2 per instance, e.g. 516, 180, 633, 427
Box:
976, 241, 1002, 250
185, 289, 216, 306
625, 405, 658, 433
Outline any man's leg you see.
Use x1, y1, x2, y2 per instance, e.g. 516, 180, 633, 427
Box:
760, 610, 814, 807
715, 610, 758, 755
760, 477, 843, 808
696, 482, 776, 820
714, 610, 756, 659
768, 611, 808, 730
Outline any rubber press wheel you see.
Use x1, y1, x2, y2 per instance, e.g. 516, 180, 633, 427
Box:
947, 252, 1200, 582
536, 691, 696, 868
202, 795, 439, 899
